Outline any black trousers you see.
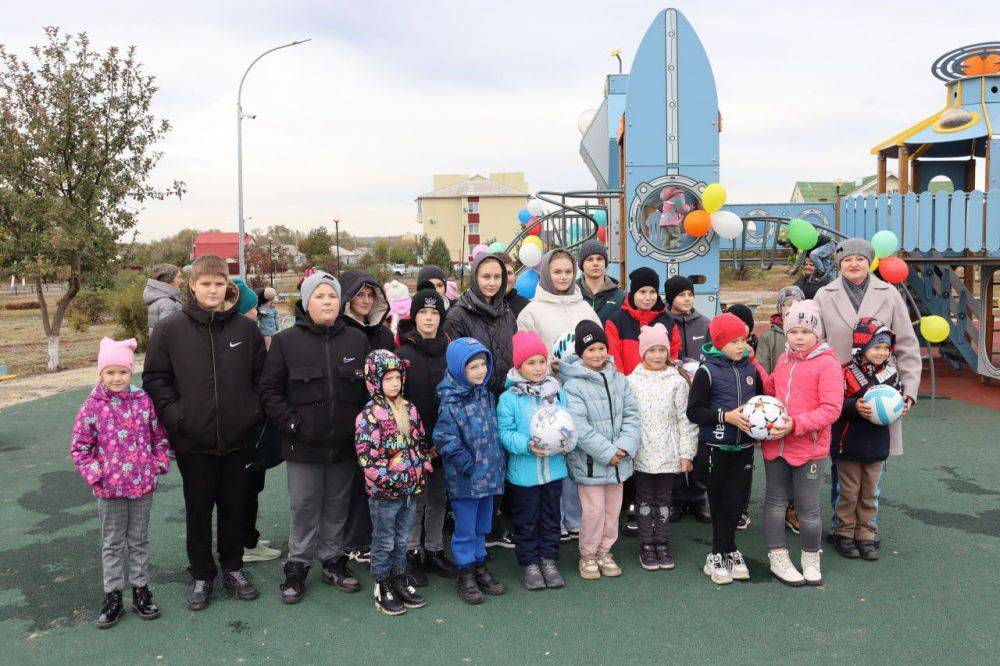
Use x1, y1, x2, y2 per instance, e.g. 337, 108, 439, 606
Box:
175, 447, 252, 580
670, 441, 709, 509
343, 463, 372, 550
633, 471, 675, 546
507, 480, 563, 566
705, 445, 754, 554
243, 467, 267, 549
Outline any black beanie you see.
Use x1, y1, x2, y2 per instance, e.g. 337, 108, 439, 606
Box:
574, 319, 608, 357
664, 275, 694, 309
726, 304, 755, 334
628, 267, 660, 297
410, 288, 447, 321
417, 265, 447, 287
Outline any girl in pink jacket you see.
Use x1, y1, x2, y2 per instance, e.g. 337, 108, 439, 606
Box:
761, 301, 843, 588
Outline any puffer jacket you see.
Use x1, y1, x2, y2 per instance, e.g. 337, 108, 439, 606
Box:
686, 344, 767, 450
762, 341, 844, 466
395, 328, 448, 461
354, 350, 432, 499
516, 251, 601, 355
756, 314, 786, 374
143, 279, 182, 332
665, 309, 710, 362
627, 364, 698, 473
340, 269, 395, 351
497, 370, 569, 487
433, 338, 506, 499
605, 298, 681, 374
577, 275, 625, 324
70, 384, 171, 499
558, 353, 641, 485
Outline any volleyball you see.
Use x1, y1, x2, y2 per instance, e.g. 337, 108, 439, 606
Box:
529, 405, 577, 456
740, 395, 788, 440
863, 385, 905, 426
552, 330, 575, 360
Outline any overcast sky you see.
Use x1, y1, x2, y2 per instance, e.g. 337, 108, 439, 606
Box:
5, 0, 999, 241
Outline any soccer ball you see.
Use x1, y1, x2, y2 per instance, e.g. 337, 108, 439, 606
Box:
863, 385, 905, 426
552, 330, 575, 360
740, 395, 788, 441
529, 405, 577, 456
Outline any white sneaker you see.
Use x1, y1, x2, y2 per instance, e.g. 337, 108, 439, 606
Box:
726, 550, 750, 581
703, 553, 733, 585
801, 550, 823, 586
243, 541, 281, 562
768, 548, 805, 587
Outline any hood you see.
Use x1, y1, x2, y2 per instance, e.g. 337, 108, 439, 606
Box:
143, 278, 180, 305
577, 275, 620, 299
460, 253, 508, 310
850, 317, 896, 366
89, 382, 142, 402
293, 299, 346, 336
443, 337, 493, 392
339, 269, 390, 330
398, 328, 448, 357
769, 312, 784, 332
619, 298, 666, 326
536, 250, 577, 296
557, 351, 617, 383
785, 341, 835, 362
364, 348, 407, 402
532, 282, 585, 306
181, 283, 240, 326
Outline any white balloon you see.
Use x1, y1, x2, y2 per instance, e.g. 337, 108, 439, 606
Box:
577, 108, 598, 134
527, 199, 545, 218
710, 210, 744, 239
518, 242, 543, 268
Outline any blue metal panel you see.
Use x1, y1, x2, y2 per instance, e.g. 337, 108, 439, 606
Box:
902, 193, 919, 251
948, 190, 966, 251
918, 192, 934, 252
864, 195, 877, 240
966, 190, 984, 252
625, 12, 668, 168
933, 191, 950, 251
889, 193, 903, 242
987, 189, 1000, 253
674, 13, 720, 168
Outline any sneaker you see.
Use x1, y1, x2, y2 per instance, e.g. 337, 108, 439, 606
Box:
521, 563, 546, 590
578, 555, 601, 580
474, 564, 505, 595
321, 555, 361, 592
668, 506, 683, 523
186, 578, 213, 611
258, 539, 271, 547
785, 507, 801, 534
726, 550, 750, 581
131, 585, 161, 620
689, 503, 712, 524
655, 545, 675, 570
349, 548, 371, 564
596, 553, 622, 577
703, 553, 733, 585
736, 513, 751, 530
243, 540, 281, 563
222, 569, 260, 601
768, 548, 805, 587
405, 550, 429, 587
560, 529, 572, 543
539, 558, 565, 588
801, 550, 823, 585
486, 533, 516, 549
456, 568, 484, 605
424, 549, 458, 578
280, 561, 308, 604
392, 575, 427, 608
373, 579, 406, 615
96, 590, 124, 629
639, 545, 660, 571
857, 540, 879, 561
834, 536, 860, 559
622, 504, 639, 536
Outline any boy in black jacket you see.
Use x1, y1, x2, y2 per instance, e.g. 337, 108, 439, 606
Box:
144, 255, 267, 610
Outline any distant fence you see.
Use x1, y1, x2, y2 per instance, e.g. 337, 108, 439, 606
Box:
0, 282, 67, 297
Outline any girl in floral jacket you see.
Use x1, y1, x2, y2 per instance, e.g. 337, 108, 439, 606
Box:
70, 337, 170, 629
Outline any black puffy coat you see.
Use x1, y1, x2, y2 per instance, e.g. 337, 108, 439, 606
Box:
396, 328, 448, 463
259, 303, 370, 464
143, 287, 266, 456
340, 269, 395, 351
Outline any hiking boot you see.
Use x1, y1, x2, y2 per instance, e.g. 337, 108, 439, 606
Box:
456, 568, 484, 605
373, 579, 406, 616
857, 540, 879, 561
186, 578, 213, 611
834, 536, 861, 559
639, 545, 660, 571
655, 545, 675, 570
703, 553, 733, 585
392, 575, 427, 608
131, 585, 161, 620
521, 563, 546, 590
596, 553, 622, 577
474, 564, 505, 595
424, 549, 458, 578
668, 506, 683, 523
539, 558, 565, 588
405, 550, 429, 587
280, 561, 308, 605
321, 555, 361, 592
578, 556, 601, 580
726, 550, 750, 581
243, 540, 281, 563
736, 513, 751, 530
96, 590, 124, 629
689, 503, 712, 524
222, 569, 260, 601
801, 550, 823, 586
768, 548, 805, 587
785, 507, 801, 534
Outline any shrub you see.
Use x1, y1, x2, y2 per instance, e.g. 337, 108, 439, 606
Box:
112, 278, 150, 351
3, 301, 41, 310
69, 290, 112, 331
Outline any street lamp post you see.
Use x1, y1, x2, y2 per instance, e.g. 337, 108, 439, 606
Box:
237, 38, 311, 279
333, 218, 341, 277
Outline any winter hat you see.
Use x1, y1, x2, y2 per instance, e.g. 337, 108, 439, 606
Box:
416, 265, 447, 289
231, 278, 258, 315
628, 267, 660, 303
512, 330, 549, 368
852, 316, 896, 360
445, 280, 458, 301
467, 351, 488, 366
709, 313, 748, 350
834, 237, 875, 266
97, 337, 137, 375
638, 323, 671, 359
726, 304, 755, 337
776, 285, 805, 313
577, 239, 608, 269
785, 299, 824, 338
664, 275, 694, 309
868, 331, 893, 349
410, 287, 447, 321
574, 319, 608, 356
300, 270, 341, 311
151, 263, 180, 283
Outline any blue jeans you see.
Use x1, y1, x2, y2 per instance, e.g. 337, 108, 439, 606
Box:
830, 460, 885, 532
368, 495, 418, 581
561, 477, 582, 531
451, 496, 493, 569
809, 241, 835, 279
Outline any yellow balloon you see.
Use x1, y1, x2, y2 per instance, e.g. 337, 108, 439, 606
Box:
920, 315, 950, 343
701, 183, 727, 213
523, 235, 543, 250
870, 256, 880, 273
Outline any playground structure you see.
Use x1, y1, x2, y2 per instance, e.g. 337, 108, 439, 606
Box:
503, 9, 1000, 382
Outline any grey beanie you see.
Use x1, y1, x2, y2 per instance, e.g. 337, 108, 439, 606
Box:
300, 270, 341, 311
577, 239, 608, 269
834, 238, 875, 266
776, 285, 806, 312
151, 263, 181, 283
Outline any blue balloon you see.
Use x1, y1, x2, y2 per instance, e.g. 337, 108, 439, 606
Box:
517, 208, 532, 224
593, 209, 607, 227
514, 268, 540, 299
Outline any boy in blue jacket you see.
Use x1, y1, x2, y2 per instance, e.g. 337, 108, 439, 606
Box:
434, 337, 507, 605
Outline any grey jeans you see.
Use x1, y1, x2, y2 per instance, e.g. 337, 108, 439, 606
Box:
763, 457, 825, 552
407, 467, 447, 552
97, 494, 153, 593
286, 460, 354, 565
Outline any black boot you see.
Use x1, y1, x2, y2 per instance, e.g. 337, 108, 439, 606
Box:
373, 579, 406, 616
834, 536, 861, 559
689, 503, 712, 524
424, 549, 458, 578
131, 585, 161, 620
456, 568, 484, 605
405, 550, 429, 587
321, 555, 361, 592
668, 505, 683, 523
622, 503, 639, 537
96, 590, 124, 629
392, 575, 427, 608
857, 540, 879, 561
186, 578, 213, 611
280, 561, 309, 604
474, 564, 505, 595
223, 568, 260, 601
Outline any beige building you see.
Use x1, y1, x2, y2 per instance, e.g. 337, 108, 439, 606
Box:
416, 172, 530, 262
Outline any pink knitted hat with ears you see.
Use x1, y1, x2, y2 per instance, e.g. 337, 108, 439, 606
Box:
785, 300, 825, 338
638, 323, 671, 359
97, 337, 137, 375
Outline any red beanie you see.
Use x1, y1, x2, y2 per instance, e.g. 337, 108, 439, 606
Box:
709, 313, 748, 350
512, 330, 549, 368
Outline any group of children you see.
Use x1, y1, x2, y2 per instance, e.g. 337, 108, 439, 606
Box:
71, 243, 907, 626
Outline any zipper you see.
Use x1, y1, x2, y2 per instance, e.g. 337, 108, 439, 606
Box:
731, 362, 743, 446
208, 312, 222, 448
779, 357, 798, 457
323, 331, 335, 463
600, 371, 621, 482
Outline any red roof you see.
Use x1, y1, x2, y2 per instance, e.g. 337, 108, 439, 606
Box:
194, 232, 254, 244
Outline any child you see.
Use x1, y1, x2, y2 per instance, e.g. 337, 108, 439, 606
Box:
762, 300, 843, 586
144, 254, 266, 610
685, 313, 766, 585
416, 264, 451, 308
664, 275, 710, 362
71, 337, 170, 629
627, 324, 698, 571
355, 349, 434, 616
830, 317, 900, 561
254, 287, 280, 349
434, 338, 507, 604
605, 267, 680, 375
560, 320, 641, 580
576, 239, 625, 325
498, 331, 571, 590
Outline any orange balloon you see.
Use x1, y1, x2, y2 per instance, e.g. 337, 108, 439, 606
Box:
684, 210, 711, 237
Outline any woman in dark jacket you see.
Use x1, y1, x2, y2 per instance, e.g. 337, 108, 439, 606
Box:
340, 269, 395, 351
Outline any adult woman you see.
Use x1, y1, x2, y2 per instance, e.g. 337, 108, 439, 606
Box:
516, 249, 601, 352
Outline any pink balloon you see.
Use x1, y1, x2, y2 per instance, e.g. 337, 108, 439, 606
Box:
471, 243, 489, 259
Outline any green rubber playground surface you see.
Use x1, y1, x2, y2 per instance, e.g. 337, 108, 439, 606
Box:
0, 383, 997, 664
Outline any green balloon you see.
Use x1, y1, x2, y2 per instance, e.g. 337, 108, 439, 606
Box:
788, 218, 819, 250
871, 230, 899, 258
